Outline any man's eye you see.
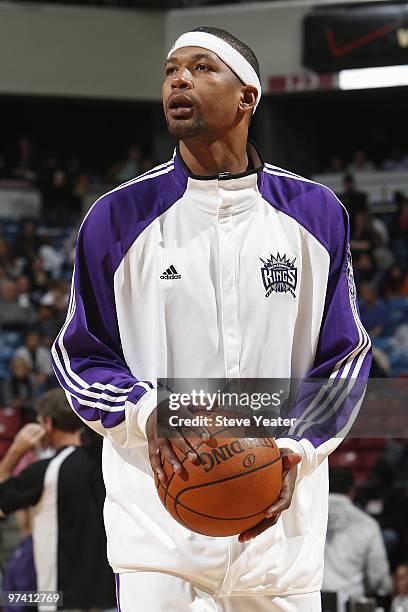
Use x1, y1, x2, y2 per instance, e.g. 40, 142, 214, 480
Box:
166, 67, 177, 75
196, 64, 208, 71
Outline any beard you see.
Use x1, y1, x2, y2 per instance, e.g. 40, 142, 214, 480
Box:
166, 115, 207, 140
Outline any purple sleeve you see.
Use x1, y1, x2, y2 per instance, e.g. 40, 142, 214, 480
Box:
275, 187, 372, 471
51, 195, 155, 447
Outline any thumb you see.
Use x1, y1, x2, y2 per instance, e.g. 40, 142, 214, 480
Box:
281, 453, 302, 470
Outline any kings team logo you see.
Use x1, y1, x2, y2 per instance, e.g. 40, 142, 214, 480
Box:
260, 252, 298, 298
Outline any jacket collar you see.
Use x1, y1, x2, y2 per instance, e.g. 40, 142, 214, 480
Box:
171, 140, 265, 194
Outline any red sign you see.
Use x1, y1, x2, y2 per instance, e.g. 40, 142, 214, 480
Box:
268, 72, 337, 94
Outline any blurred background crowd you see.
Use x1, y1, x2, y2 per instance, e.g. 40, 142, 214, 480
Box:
0, 133, 407, 608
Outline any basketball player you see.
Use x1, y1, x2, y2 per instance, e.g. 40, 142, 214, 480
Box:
52, 27, 371, 611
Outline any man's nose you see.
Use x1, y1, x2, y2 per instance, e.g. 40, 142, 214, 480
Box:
171, 70, 193, 90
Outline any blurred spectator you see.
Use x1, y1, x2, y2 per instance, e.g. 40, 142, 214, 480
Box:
359, 282, 389, 337
383, 266, 407, 299
1, 452, 38, 612
16, 275, 33, 309
337, 174, 368, 229
73, 173, 91, 209
389, 193, 408, 269
350, 211, 377, 257
1, 514, 37, 612
14, 221, 41, 261
356, 457, 395, 517
373, 243, 395, 275
0, 280, 37, 332
391, 563, 408, 612
24, 256, 50, 306
40, 279, 69, 313
353, 457, 407, 567
10, 136, 38, 183
1, 356, 35, 416
38, 237, 64, 279
140, 156, 156, 173
382, 148, 408, 171
41, 169, 81, 222
0, 239, 13, 269
0, 390, 117, 611
372, 215, 390, 247
348, 149, 375, 173
381, 480, 408, 571
396, 193, 408, 236
0, 263, 7, 281
0, 239, 22, 279
323, 468, 391, 611
37, 305, 64, 348
369, 347, 390, 377
113, 144, 142, 184
326, 155, 345, 174
14, 330, 53, 390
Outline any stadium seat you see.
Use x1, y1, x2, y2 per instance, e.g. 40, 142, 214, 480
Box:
0, 407, 22, 440
357, 438, 386, 450
329, 450, 380, 474
329, 451, 359, 468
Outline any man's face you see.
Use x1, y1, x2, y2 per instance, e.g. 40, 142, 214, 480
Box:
162, 46, 244, 141
37, 415, 52, 448
26, 332, 40, 350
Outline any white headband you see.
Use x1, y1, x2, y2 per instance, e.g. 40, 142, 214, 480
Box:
167, 31, 261, 113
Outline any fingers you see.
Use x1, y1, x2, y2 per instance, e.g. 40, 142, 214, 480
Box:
147, 404, 212, 485
264, 465, 298, 518
149, 445, 166, 484
11, 423, 46, 456
149, 435, 198, 485
16, 423, 45, 444
172, 430, 199, 463
21, 423, 43, 436
281, 453, 302, 470
264, 493, 292, 519
238, 514, 281, 543
238, 452, 302, 542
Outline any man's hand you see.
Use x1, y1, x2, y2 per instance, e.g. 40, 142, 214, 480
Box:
146, 405, 211, 484
10, 423, 46, 458
238, 448, 302, 543
0, 423, 46, 484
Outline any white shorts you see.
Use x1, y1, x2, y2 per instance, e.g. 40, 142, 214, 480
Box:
115, 572, 321, 612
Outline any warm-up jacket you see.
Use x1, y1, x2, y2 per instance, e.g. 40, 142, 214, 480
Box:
52, 144, 371, 597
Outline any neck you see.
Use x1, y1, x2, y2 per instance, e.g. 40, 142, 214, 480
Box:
52, 430, 81, 450
179, 133, 249, 177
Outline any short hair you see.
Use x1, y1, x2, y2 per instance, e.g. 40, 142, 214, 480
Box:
191, 26, 260, 80
35, 388, 82, 433
329, 467, 355, 494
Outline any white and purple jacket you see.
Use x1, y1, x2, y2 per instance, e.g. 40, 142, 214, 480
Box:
52, 144, 371, 597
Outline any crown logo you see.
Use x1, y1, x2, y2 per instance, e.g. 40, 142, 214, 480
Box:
260, 252, 298, 298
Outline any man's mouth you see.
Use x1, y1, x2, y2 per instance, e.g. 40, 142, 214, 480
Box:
168, 94, 195, 118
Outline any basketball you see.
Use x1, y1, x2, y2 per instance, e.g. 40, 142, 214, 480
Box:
155, 414, 282, 536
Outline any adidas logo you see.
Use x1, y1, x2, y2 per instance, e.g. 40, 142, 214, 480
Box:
160, 265, 181, 280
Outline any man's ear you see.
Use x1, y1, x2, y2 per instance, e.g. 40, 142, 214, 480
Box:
239, 85, 258, 114
44, 416, 53, 432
